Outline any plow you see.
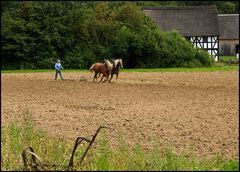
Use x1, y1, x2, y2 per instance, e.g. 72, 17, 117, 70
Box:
21, 126, 111, 171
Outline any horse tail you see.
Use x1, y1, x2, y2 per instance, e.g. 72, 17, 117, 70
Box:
89, 64, 95, 72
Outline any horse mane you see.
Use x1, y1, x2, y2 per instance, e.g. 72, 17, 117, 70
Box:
104, 59, 113, 69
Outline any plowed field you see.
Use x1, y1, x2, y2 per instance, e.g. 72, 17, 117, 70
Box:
1, 71, 239, 158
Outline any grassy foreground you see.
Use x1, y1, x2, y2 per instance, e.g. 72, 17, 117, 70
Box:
1, 110, 239, 171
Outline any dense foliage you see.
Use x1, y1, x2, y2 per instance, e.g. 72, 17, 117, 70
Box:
2, 1, 236, 69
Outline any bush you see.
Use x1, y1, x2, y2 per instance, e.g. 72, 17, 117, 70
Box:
194, 50, 212, 67
64, 48, 97, 69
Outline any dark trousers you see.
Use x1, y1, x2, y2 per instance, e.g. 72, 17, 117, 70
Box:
55, 69, 63, 79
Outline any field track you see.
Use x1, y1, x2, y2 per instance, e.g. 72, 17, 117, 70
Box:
1, 71, 239, 158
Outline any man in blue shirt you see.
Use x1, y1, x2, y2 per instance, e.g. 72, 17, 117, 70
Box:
55, 59, 64, 80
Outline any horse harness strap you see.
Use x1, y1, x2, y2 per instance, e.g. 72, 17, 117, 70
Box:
112, 60, 115, 69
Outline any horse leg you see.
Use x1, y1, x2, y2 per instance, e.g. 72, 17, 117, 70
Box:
93, 72, 98, 82
116, 73, 118, 81
99, 75, 104, 83
103, 74, 109, 83
96, 73, 100, 81
109, 74, 113, 83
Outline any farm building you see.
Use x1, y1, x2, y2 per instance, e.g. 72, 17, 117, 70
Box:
143, 6, 220, 61
218, 14, 239, 56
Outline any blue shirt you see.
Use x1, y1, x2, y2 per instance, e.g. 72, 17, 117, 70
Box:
55, 63, 63, 70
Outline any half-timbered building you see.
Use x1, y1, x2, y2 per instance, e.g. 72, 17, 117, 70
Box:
143, 6, 220, 61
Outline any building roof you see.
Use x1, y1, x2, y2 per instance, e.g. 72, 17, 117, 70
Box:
218, 14, 239, 40
143, 5, 220, 37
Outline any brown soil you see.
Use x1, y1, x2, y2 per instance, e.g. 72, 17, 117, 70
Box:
1, 71, 239, 158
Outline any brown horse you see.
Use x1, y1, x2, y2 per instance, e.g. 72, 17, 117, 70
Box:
89, 59, 112, 83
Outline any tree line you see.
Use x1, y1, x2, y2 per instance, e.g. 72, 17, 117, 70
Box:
2, 1, 237, 69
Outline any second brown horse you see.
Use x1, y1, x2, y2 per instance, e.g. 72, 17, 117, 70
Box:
89, 60, 113, 83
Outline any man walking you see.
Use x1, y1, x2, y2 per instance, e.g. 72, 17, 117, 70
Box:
55, 59, 64, 80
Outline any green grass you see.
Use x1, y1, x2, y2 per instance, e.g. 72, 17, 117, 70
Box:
1, 66, 239, 74
1, 110, 239, 171
122, 66, 239, 72
219, 56, 239, 62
